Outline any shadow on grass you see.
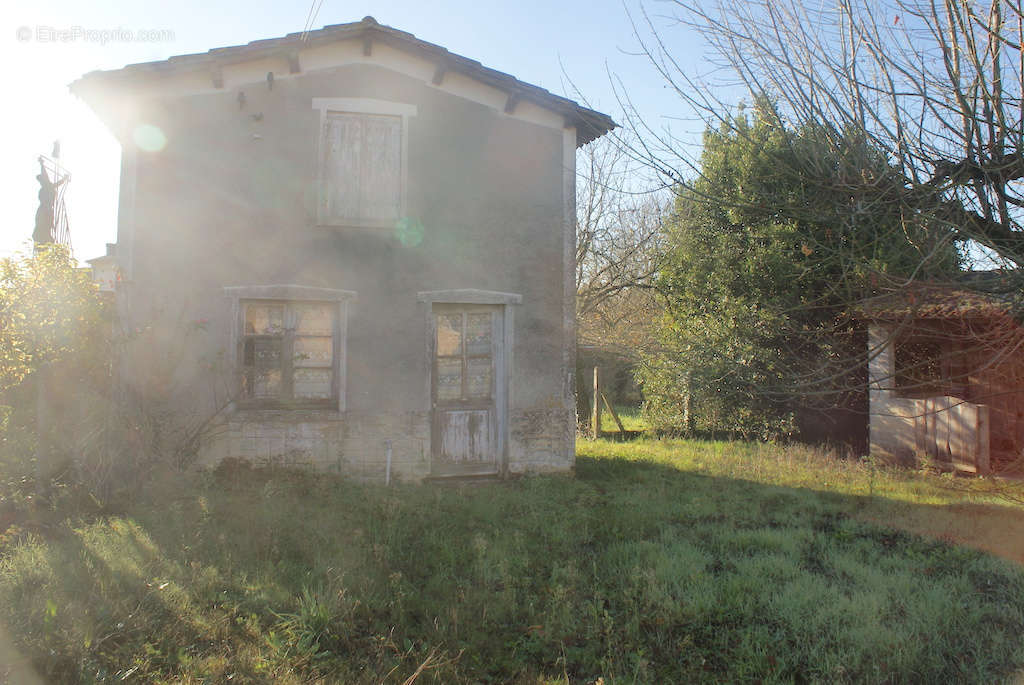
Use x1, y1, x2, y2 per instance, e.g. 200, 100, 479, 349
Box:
3, 454, 1024, 683
596, 437, 1024, 562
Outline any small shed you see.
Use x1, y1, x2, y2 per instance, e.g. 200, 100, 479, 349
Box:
863, 282, 1024, 474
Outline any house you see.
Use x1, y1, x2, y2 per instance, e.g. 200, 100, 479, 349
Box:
71, 17, 615, 481
863, 281, 1024, 474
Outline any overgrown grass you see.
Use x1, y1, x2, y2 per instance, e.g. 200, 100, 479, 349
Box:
599, 404, 647, 433
3, 440, 1024, 683
581, 436, 1024, 508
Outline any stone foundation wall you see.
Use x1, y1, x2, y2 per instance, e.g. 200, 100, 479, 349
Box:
197, 410, 431, 482
197, 410, 346, 471
197, 403, 577, 479
508, 407, 574, 473
339, 411, 431, 481
198, 404, 572, 480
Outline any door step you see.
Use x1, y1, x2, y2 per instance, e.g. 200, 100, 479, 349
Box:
424, 470, 507, 484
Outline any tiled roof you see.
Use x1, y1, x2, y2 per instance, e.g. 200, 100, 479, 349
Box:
70, 16, 615, 147
859, 275, 1021, 320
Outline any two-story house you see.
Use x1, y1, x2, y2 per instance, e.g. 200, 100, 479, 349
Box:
71, 17, 614, 481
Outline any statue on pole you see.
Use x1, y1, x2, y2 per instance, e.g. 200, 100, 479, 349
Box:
33, 152, 71, 247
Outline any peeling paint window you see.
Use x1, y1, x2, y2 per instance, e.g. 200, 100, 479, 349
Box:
243, 338, 283, 399
465, 314, 492, 355
240, 301, 337, 407
436, 315, 463, 356
434, 310, 494, 403
466, 357, 492, 398
437, 358, 463, 401
245, 304, 284, 335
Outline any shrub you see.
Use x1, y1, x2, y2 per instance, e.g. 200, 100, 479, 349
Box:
0, 247, 221, 511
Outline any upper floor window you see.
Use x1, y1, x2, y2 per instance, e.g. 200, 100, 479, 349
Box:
313, 98, 416, 228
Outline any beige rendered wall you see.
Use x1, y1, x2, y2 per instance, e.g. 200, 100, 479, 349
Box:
112, 57, 576, 480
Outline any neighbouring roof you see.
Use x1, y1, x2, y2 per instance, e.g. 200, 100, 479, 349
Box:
70, 16, 615, 147
859, 273, 1023, 320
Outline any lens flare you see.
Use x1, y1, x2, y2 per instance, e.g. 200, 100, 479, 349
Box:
132, 124, 167, 152
395, 216, 425, 247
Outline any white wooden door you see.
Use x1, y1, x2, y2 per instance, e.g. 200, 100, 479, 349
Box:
431, 305, 502, 475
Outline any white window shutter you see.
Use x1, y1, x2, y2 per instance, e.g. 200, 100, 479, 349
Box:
361, 114, 402, 221
323, 113, 363, 221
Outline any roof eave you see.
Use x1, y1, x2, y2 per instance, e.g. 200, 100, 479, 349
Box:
70, 18, 616, 147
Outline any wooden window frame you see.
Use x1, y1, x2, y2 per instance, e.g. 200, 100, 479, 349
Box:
433, 308, 497, 408
238, 300, 338, 409
312, 98, 416, 229
224, 285, 355, 411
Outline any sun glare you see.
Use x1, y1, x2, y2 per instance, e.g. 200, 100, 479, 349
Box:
132, 124, 167, 152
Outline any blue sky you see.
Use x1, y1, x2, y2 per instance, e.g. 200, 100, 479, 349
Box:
1, 0, 707, 261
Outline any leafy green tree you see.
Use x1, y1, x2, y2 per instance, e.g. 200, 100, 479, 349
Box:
0, 248, 228, 504
0, 246, 109, 494
641, 102, 959, 440
0, 246, 106, 392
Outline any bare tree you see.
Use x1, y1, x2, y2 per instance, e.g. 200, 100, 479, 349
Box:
573, 133, 667, 423
576, 132, 666, 349
624, 0, 1024, 269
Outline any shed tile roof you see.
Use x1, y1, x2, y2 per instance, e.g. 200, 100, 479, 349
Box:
859, 274, 1022, 320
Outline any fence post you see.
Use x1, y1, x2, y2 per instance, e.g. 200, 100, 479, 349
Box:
602, 392, 627, 434
592, 366, 601, 438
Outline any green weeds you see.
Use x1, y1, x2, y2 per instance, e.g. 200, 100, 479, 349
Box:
1, 441, 1024, 682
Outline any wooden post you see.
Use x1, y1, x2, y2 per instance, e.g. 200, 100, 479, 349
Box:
602, 393, 626, 433
592, 366, 601, 438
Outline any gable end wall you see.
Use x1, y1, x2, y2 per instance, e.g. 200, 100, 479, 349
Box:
115, 60, 575, 480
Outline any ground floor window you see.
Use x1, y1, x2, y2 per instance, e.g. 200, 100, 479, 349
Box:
240, 300, 338, 407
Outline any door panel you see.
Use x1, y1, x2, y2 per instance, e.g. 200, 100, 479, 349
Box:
431, 305, 502, 475
439, 409, 491, 463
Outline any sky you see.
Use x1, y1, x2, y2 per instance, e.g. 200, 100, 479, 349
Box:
0, 0, 706, 262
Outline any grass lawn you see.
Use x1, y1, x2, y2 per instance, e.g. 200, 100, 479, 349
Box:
596, 405, 648, 434
3, 439, 1024, 683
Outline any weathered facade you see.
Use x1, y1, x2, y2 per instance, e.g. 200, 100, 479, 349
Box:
865, 284, 1024, 474
73, 18, 614, 481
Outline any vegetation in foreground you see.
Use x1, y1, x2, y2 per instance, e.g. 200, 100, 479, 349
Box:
3, 440, 1024, 683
